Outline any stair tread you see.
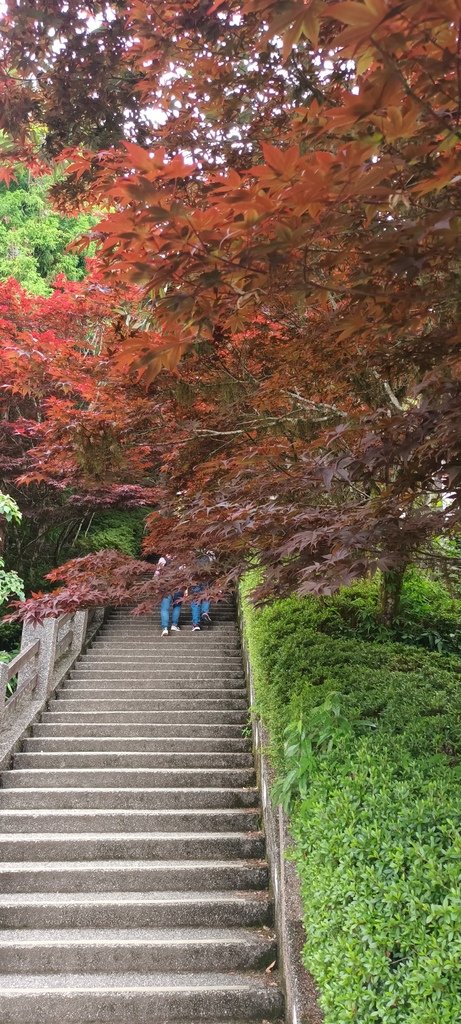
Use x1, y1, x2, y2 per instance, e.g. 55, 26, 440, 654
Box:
0, 971, 280, 990
0, 890, 270, 906
0, 926, 275, 944
1, 830, 262, 840
0, 808, 257, 817
0, 604, 284, 1022
0, 858, 267, 870
0, 786, 258, 793
5, 769, 253, 776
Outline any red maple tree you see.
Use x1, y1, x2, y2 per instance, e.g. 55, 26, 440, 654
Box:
1, 1, 460, 621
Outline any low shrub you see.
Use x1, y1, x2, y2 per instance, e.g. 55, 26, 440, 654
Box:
241, 575, 461, 1024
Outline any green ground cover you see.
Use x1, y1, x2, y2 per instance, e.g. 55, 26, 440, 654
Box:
241, 571, 461, 1024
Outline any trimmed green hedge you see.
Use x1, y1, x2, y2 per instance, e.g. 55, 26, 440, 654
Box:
241, 576, 461, 1024
249, 568, 461, 655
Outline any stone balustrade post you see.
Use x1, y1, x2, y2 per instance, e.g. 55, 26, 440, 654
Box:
71, 609, 89, 660
19, 617, 59, 702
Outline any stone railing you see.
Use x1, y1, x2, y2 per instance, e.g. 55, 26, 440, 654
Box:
0, 606, 104, 770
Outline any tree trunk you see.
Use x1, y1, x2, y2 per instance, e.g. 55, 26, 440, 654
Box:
379, 565, 407, 627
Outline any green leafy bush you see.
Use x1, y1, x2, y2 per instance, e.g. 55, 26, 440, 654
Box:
76, 510, 147, 558
0, 619, 22, 654
244, 568, 461, 655
0, 173, 95, 295
241, 576, 461, 1024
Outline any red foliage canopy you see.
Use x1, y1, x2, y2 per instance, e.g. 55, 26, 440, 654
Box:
1, 1, 461, 618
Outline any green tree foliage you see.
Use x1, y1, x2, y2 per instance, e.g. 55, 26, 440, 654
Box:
0, 492, 24, 656
241, 577, 461, 1024
76, 510, 148, 558
0, 172, 95, 295
0, 491, 24, 604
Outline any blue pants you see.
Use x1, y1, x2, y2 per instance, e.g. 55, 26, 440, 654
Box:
191, 585, 210, 626
160, 593, 182, 629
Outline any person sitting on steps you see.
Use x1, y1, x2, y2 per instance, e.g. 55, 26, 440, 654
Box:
190, 551, 215, 632
155, 554, 187, 637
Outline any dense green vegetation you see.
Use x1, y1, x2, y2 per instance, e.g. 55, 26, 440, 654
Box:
1, 509, 148, 657
0, 173, 95, 294
287, 569, 461, 655
76, 509, 147, 558
241, 571, 461, 1024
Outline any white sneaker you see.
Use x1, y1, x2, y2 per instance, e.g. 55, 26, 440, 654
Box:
161, 628, 169, 637
192, 625, 201, 631
170, 624, 181, 633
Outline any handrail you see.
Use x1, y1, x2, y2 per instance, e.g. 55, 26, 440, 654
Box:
3, 640, 40, 682
0, 608, 103, 755
0, 639, 40, 709
57, 612, 73, 629
55, 626, 74, 659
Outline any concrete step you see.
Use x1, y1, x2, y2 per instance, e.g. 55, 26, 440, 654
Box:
67, 675, 246, 684
97, 628, 239, 637
107, 605, 235, 612
0, 890, 273, 930
97, 635, 239, 643
103, 624, 237, 630
90, 647, 241, 656
0, 831, 265, 862
0, 807, 260, 834
66, 676, 246, 687
95, 626, 239, 633
0, 605, 285, 1024
98, 630, 238, 638
107, 606, 234, 614
2, 767, 256, 788
0, 858, 269, 893
104, 622, 237, 629
91, 638, 240, 648
52, 698, 248, 711
78, 652, 243, 661
106, 605, 234, 610
89, 655, 241, 664
13, 752, 254, 769
0, 972, 283, 1024
104, 610, 235, 616
0, 786, 259, 810
69, 670, 245, 680
41, 710, 248, 723
62, 685, 245, 696
33, 722, 247, 738
102, 615, 236, 622
67, 673, 246, 683
107, 611, 236, 620
60, 688, 246, 700
24, 736, 251, 753
0, 926, 277, 973
73, 657, 244, 666
92, 627, 237, 634
79, 649, 243, 658
59, 696, 246, 707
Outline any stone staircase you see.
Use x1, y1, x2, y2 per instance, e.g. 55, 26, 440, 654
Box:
0, 601, 284, 1023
